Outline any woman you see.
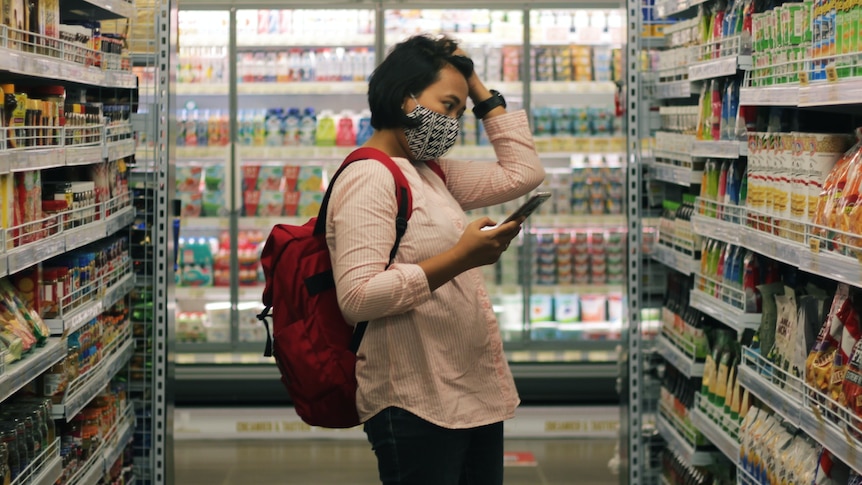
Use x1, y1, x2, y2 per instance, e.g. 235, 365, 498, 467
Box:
325, 34, 545, 485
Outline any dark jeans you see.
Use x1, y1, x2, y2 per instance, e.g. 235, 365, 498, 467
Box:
363, 407, 504, 485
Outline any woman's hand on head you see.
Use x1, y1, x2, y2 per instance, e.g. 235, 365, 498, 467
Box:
451, 48, 490, 104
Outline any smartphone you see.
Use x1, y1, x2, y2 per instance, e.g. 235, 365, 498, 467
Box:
481, 191, 551, 230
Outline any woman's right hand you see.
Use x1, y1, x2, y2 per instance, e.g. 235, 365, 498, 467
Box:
418, 216, 522, 292
456, 217, 522, 268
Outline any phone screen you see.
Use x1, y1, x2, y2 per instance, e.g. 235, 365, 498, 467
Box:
501, 192, 551, 224
482, 192, 551, 231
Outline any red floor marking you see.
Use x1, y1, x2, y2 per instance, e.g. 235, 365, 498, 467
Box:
503, 451, 537, 467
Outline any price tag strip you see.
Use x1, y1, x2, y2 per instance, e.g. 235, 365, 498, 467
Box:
105, 205, 135, 236
65, 221, 107, 252
689, 288, 762, 333
690, 400, 739, 462
0, 338, 67, 403
657, 333, 705, 378
7, 235, 66, 275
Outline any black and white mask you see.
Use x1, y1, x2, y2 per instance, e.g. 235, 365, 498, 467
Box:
404, 97, 460, 161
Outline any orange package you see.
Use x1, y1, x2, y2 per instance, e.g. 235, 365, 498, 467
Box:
812, 139, 862, 238
837, 156, 862, 252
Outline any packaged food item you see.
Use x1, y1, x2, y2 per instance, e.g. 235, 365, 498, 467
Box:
176, 166, 202, 193
703, 329, 732, 402
204, 165, 226, 192
742, 250, 761, 312
297, 192, 324, 218
580, 294, 607, 323
739, 406, 761, 470
242, 190, 261, 218
830, 291, 861, 407
806, 284, 850, 398
812, 133, 862, 236
297, 166, 324, 192
769, 287, 797, 381
841, 339, 862, 437
257, 191, 284, 217
283, 165, 300, 192
241, 164, 261, 191
717, 341, 738, 409
793, 288, 833, 387
757, 282, 785, 361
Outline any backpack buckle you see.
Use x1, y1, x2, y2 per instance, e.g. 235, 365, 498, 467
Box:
257, 306, 274, 358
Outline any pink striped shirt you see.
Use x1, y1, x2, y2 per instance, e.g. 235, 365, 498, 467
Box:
325, 110, 545, 429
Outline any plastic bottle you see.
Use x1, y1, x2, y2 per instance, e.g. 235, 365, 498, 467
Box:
185, 110, 197, 146
315, 110, 337, 146
264, 109, 283, 146
196, 110, 209, 146
252, 110, 266, 146
299, 107, 317, 146
336, 111, 356, 147
283, 107, 301, 146
355, 109, 373, 146
177, 110, 187, 146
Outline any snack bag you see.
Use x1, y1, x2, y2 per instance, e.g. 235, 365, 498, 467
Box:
830, 291, 862, 407
806, 285, 850, 398
812, 135, 862, 237
841, 339, 862, 438
770, 287, 797, 386
758, 282, 786, 361
793, 290, 832, 391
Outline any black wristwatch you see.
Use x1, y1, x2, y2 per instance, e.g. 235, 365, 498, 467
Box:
472, 89, 506, 119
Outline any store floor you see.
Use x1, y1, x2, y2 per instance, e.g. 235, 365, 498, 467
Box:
174, 438, 618, 485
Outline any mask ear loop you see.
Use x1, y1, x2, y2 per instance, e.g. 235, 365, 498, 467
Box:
403, 94, 419, 113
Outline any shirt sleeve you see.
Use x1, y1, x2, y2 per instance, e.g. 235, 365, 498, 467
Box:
437, 110, 546, 210
325, 159, 432, 325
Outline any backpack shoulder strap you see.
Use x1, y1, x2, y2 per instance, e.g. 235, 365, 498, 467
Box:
425, 160, 446, 184
314, 147, 412, 239
313, 148, 413, 354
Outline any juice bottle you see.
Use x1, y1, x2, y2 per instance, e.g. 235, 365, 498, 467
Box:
336, 111, 356, 147
283, 107, 301, 146
355, 109, 373, 146
299, 107, 317, 146
316, 110, 336, 147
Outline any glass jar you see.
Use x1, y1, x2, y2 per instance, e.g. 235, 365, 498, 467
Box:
11, 420, 30, 472
0, 441, 9, 485
0, 426, 20, 481
21, 415, 40, 460
80, 408, 101, 461
41, 399, 56, 444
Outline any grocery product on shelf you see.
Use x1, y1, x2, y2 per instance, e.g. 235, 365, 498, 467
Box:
662, 448, 735, 484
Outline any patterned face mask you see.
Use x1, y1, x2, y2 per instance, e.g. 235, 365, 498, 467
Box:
403, 98, 460, 161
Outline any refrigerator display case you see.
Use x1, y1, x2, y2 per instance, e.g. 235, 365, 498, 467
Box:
173, 0, 643, 405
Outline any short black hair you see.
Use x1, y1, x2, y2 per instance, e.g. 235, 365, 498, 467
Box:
368, 34, 474, 130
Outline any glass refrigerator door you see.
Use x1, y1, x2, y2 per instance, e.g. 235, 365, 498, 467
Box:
234, 8, 378, 355
174, 9, 233, 352
521, 8, 628, 365
382, 8, 634, 372
383, 7, 530, 342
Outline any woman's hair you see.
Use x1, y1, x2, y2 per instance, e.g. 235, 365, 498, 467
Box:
368, 34, 474, 130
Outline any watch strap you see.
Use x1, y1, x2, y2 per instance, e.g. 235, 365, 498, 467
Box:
472, 89, 506, 119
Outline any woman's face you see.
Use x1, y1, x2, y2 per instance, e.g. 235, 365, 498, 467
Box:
403, 64, 469, 119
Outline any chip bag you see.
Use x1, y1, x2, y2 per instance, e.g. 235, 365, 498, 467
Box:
841, 339, 862, 438
806, 285, 850, 398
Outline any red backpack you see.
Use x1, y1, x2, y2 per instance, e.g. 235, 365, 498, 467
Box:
257, 147, 443, 428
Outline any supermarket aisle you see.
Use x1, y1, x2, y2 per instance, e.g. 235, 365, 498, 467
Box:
174, 438, 617, 485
